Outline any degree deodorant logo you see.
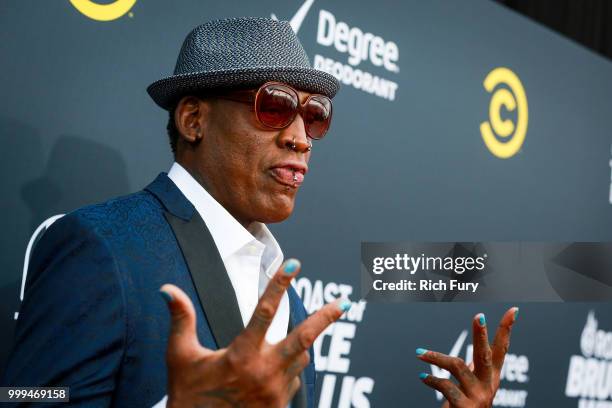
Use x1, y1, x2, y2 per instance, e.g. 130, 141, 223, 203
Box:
69, 0, 136, 21
15, 214, 65, 320
480, 68, 528, 159
273, 1, 400, 102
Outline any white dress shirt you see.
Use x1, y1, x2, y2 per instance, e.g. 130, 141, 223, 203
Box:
153, 162, 289, 408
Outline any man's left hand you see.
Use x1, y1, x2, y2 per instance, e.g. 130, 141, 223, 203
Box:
417, 307, 519, 408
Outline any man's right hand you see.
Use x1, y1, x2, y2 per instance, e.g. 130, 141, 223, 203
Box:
160, 259, 351, 408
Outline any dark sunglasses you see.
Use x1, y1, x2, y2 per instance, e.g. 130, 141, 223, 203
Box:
213, 81, 333, 140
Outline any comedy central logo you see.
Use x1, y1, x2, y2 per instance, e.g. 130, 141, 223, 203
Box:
69, 0, 136, 21
480, 67, 528, 159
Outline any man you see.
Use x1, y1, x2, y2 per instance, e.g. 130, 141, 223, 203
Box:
3, 18, 517, 407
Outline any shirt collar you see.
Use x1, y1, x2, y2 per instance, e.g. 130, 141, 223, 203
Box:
248, 222, 284, 278
167, 162, 283, 270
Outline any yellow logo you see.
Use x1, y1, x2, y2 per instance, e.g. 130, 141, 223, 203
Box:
69, 0, 136, 21
480, 67, 528, 159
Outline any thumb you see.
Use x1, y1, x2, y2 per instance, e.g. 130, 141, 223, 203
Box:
160, 283, 202, 359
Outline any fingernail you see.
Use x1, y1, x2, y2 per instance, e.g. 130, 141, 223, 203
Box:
284, 258, 300, 274
478, 313, 486, 327
514, 307, 520, 321
339, 299, 352, 313
419, 372, 429, 380
159, 290, 173, 303
416, 347, 428, 356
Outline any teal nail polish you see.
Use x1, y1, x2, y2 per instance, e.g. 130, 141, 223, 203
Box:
160, 290, 173, 303
419, 372, 429, 380
339, 300, 352, 313
284, 259, 300, 274
416, 348, 428, 356
479, 313, 486, 327
514, 307, 520, 320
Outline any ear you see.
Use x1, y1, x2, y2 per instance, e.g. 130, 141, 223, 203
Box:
174, 96, 209, 144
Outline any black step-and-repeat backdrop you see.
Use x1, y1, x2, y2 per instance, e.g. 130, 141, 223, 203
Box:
2, 1, 612, 406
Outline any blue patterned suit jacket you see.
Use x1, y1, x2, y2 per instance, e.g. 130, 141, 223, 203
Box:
2, 173, 315, 407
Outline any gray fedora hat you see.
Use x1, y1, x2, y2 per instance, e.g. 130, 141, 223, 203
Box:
147, 17, 340, 110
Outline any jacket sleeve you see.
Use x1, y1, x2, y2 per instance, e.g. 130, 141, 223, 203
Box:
1, 212, 126, 407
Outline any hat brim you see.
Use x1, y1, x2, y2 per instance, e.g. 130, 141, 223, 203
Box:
147, 67, 340, 110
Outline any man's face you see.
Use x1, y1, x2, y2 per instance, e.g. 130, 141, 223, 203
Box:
188, 87, 315, 226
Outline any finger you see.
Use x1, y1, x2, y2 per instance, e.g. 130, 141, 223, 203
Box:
419, 373, 469, 407
244, 259, 301, 344
472, 313, 493, 383
276, 298, 351, 361
491, 307, 519, 381
160, 284, 204, 359
416, 349, 478, 394
284, 351, 311, 380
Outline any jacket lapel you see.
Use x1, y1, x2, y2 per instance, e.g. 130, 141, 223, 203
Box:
146, 173, 244, 348
288, 286, 311, 408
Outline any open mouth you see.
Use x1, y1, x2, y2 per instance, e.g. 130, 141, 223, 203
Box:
269, 166, 306, 187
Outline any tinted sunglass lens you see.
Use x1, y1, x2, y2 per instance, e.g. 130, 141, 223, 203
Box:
304, 97, 332, 139
257, 86, 298, 128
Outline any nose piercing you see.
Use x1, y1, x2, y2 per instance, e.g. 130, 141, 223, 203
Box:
290, 137, 312, 152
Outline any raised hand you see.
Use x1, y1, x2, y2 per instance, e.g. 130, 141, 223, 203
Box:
417, 307, 519, 408
160, 259, 351, 408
